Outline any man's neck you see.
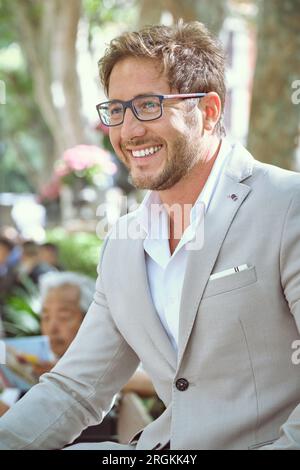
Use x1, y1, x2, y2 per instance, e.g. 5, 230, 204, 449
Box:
157, 136, 222, 254
158, 137, 221, 209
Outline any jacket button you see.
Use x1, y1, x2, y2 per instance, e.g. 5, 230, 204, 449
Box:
175, 378, 189, 391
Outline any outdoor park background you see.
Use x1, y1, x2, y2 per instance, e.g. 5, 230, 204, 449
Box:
0, 0, 299, 336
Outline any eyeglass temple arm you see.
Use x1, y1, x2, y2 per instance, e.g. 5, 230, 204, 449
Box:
162, 93, 207, 100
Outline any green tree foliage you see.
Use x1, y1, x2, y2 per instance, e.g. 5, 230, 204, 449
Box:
46, 228, 102, 279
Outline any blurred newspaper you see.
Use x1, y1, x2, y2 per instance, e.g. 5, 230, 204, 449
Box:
0, 336, 54, 391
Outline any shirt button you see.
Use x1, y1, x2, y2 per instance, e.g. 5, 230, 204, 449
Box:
175, 378, 189, 391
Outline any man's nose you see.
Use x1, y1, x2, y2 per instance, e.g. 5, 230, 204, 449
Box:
120, 107, 146, 141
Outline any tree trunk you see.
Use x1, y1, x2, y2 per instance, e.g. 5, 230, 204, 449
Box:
12, 0, 87, 183
248, 0, 300, 169
51, 0, 86, 147
13, 0, 65, 159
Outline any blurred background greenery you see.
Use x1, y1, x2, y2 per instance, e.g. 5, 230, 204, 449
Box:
46, 228, 101, 278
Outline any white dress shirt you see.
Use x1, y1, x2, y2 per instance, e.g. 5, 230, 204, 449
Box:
136, 138, 234, 353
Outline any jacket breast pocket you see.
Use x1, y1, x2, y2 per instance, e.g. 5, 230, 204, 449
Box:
203, 266, 257, 299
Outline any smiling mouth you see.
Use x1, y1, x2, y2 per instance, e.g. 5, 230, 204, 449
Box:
130, 145, 163, 158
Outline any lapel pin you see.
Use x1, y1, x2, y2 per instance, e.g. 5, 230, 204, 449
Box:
227, 194, 238, 201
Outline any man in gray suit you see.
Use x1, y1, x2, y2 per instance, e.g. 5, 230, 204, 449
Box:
1, 20, 300, 450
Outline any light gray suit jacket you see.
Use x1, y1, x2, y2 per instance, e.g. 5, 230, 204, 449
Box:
1, 142, 300, 450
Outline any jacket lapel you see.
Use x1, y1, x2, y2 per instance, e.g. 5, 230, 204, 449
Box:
177, 143, 254, 367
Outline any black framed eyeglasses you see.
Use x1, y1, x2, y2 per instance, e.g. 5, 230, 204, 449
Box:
96, 93, 207, 127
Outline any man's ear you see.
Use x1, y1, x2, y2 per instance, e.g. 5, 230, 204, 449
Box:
201, 92, 222, 132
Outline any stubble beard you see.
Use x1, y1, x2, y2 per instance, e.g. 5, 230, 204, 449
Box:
128, 133, 203, 191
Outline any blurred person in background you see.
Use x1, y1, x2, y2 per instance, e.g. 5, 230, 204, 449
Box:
0, 237, 14, 278
0, 228, 22, 275
38, 243, 63, 271
0, 238, 17, 321
17, 241, 56, 287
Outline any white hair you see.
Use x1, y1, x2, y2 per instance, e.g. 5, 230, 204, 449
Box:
39, 271, 96, 315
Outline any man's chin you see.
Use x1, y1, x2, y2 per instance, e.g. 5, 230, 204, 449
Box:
129, 174, 152, 190
132, 176, 184, 192
130, 172, 168, 191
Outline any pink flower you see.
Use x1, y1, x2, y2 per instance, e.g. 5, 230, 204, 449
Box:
55, 160, 69, 177
63, 145, 113, 170
54, 145, 117, 177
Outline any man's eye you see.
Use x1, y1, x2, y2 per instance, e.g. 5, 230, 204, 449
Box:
109, 105, 123, 115
141, 100, 158, 110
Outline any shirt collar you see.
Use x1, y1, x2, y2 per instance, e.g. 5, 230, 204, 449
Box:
190, 138, 233, 222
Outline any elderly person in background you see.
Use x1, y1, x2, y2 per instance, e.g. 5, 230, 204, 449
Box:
35, 272, 155, 399
39, 271, 93, 361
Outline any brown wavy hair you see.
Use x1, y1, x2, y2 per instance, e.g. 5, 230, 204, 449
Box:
98, 21, 226, 135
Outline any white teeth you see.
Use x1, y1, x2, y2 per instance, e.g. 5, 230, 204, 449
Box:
131, 145, 162, 158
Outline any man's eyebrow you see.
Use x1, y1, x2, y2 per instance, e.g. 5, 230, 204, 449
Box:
108, 92, 161, 101
133, 92, 160, 98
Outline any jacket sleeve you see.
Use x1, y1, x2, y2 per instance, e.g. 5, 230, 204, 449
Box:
0, 239, 140, 450
261, 187, 300, 450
